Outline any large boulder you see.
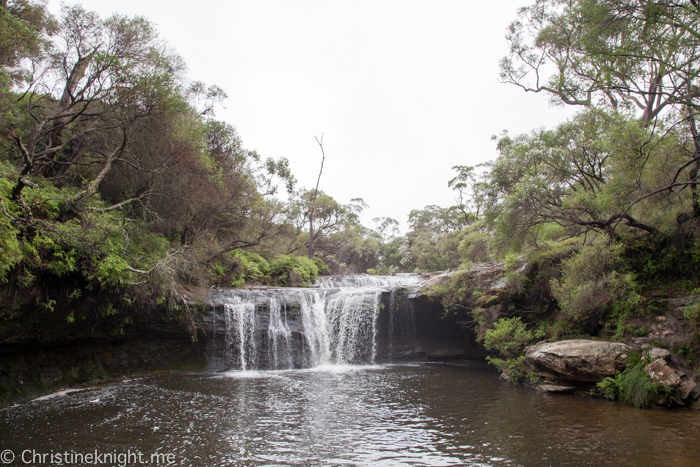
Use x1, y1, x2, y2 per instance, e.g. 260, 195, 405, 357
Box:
525, 339, 631, 383
644, 359, 682, 388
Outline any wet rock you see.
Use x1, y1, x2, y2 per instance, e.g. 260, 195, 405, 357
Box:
672, 389, 686, 406
644, 359, 682, 388
535, 383, 578, 394
525, 339, 631, 383
39, 368, 62, 386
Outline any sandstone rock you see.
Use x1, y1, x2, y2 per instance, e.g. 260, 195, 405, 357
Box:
644, 359, 682, 388
415, 262, 512, 298
535, 383, 577, 394
525, 339, 632, 383
679, 380, 697, 400
672, 389, 686, 406
649, 347, 671, 362
691, 383, 700, 400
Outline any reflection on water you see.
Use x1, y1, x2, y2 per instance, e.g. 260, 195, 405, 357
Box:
2, 362, 700, 466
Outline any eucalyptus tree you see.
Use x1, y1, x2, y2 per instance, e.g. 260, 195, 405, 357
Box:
0, 0, 56, 81
501, 0, 700, 121
482, 107, 697, 253
407, 204, 467, 234
497, 0, 700, 231
6, 5, 183, 215
448, 165, 489, 225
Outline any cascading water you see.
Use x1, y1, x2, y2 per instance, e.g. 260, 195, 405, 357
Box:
210, 274, 422, 371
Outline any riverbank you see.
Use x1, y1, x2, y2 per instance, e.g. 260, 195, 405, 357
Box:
3, 263, 699, 410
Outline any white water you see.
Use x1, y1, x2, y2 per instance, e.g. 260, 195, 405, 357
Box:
211, 275, 420, 371
314, 273, 422, 289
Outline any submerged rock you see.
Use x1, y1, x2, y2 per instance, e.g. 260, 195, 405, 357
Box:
535, 383, 578, 394
525, 339, 631, 383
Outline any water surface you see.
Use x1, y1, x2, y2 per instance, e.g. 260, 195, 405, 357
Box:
2, 362, 698, 466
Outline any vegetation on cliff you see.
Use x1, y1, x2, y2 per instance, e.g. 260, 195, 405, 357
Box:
2, 0, 700, 399
395, 0, 700, 394
0, 1, 398, 337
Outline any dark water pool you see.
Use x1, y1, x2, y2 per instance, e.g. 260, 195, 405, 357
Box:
1, 362, 698, 466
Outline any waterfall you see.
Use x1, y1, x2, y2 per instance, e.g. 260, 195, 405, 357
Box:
210, 274, 421, 371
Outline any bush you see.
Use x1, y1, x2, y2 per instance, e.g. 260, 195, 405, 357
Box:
597, 351, 673, 408
209, 250, 272, 287
314, 257, 331, 275
483, 317, 543, 382
484, 317, 539, 358
269, 255, 319, 287
440, 269, 477, 316
551, 242, 641, 334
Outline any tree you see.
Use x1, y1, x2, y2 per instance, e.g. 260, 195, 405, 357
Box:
408, 204, 466, 234
308, 133, 326, 260
481, 108, 698, 251
500, 0, 700, 122
0, 0, 56, 80
448, 165, 488, 225
6, 6, 181, 212
500, 0, 700, 222
372, 216, 399, 243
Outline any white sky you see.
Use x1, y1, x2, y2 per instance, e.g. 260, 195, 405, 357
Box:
51, 0, 575, 232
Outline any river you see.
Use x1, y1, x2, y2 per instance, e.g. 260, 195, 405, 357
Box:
2, 361, 699, 466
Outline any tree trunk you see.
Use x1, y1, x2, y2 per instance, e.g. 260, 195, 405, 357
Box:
308, 134, 326, 260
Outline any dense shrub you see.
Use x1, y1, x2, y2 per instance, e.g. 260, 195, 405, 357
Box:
551, 242, 641, 335
483, 317, 543, 383
269, 255, 319, 287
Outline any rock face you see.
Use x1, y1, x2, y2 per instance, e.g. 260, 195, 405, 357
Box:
525, 339, 631, 383
414, 262, 511, 299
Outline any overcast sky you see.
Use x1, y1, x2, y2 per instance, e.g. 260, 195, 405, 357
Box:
51, 0, 575, 232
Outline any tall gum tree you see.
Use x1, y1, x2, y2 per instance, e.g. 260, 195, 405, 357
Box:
7, 5, 182, 214
499, 0, 700, 225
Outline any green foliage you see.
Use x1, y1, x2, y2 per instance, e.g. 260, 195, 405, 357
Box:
622, 233, 700, 293
440, 269, 477, 315
486, 356, 540, 384
597, 351, 673, 408
483, 317, 543, 383
483, 317, 540, 359
550, 319, 575, 340
235, 251, 270, 285
209, 250, 272, 287
423, 283, 447, 301
457, 227, 491, 264
551, 242, 641, 334
269, 255, 319, 287
314, 257, 330, 275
